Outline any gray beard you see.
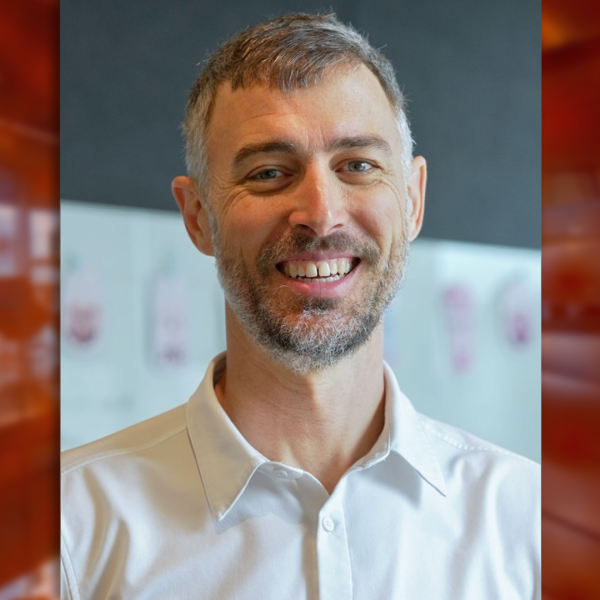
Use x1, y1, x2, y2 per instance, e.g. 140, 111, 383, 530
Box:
212, 229, 409, 374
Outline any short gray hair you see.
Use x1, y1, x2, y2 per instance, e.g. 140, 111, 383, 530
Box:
183, 12, 414, 186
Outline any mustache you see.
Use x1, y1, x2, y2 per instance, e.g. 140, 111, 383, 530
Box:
257, 231, 380, 274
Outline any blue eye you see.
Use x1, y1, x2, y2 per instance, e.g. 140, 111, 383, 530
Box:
252, 169, 282, 180
347, 161, 372, 172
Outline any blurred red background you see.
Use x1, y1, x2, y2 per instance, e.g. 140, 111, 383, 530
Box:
543, 0, 600, 598
0, 0, 59, 598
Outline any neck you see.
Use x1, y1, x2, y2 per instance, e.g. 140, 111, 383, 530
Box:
215, 304, 386, 494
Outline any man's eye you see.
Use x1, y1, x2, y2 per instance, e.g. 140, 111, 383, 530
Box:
346, 161, 374, 173
250, 169, 283, 180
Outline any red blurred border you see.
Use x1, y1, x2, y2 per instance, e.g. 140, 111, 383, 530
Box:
543, 0, 600, 597
0, 0, 59, 597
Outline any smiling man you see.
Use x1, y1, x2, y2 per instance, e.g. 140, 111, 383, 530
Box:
61, 13, 540, 600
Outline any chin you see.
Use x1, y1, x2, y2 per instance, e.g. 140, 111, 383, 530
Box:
251, 307, 379, 375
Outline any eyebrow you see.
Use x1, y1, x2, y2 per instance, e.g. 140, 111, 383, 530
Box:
231, 135, 393, 171
232, 141, 300, 170
327, 135, 393, 156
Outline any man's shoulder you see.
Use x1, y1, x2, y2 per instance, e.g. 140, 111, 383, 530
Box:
415, 411, 540, 547
61, 403, 189, 478
417, 411, 540, 481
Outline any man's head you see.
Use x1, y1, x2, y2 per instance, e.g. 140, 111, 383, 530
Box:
173, 13, 426, 374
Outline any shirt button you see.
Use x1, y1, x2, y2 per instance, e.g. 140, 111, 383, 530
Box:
272, 467, 289, 479
322, 516, 335, 532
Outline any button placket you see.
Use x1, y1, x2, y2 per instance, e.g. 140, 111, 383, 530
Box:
322, 516, 335, 532
316, 491, 353, 600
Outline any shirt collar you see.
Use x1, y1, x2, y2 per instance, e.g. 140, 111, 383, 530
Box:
187, 353, 268, 522
383, 362, 447, 497
187, 354, 447, 522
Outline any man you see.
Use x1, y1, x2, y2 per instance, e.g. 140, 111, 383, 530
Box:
61, 13, 540, 599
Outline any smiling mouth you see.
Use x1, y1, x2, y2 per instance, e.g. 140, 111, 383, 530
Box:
277, 258, 360, 282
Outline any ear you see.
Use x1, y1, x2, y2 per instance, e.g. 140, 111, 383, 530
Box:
406, 156, 427, 241
172, 176, 214, 256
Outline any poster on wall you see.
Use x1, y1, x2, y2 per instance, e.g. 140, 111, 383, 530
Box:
62, 263, 104, 351
442, 282, 475, 373
496, 274, 535, 349
149, 273, 190, 368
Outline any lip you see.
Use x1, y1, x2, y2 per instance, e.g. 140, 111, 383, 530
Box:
276, 261, 360, 298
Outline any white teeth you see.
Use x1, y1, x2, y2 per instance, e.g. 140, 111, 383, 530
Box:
338, 259, 347, 275
282, 258, 355, 280
305, 262, 318, 278
318, 261, 331, 277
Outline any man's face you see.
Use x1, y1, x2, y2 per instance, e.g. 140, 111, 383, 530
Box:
198, 65, 422, 372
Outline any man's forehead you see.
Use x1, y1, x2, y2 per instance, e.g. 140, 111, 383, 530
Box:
206, 65, 399, 152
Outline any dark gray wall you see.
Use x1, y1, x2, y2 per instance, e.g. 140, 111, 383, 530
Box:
61, 0, 540, 248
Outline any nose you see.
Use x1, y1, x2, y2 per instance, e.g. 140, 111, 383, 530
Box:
288, 165, 346, 237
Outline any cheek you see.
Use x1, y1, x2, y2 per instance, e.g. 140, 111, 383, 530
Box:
218, 197, 287, 261
353, 197, 405, 249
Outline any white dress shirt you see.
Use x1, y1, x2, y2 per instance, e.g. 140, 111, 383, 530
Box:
61, 354, 540, 599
